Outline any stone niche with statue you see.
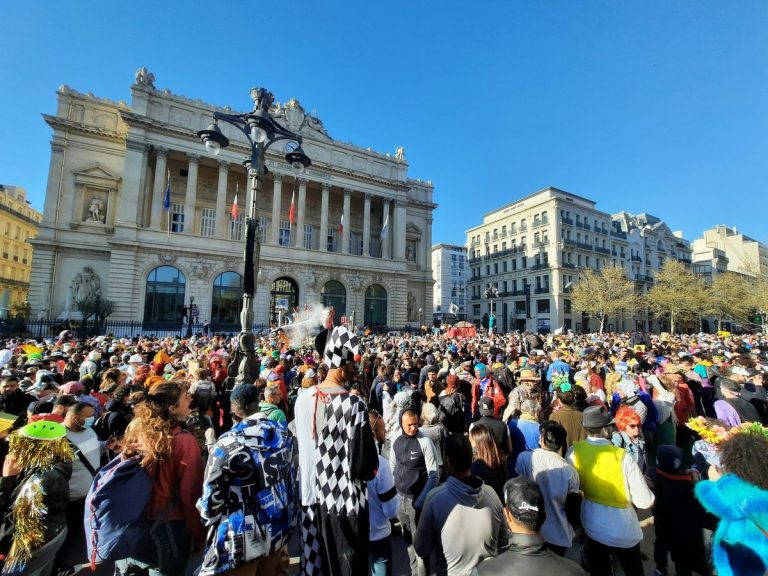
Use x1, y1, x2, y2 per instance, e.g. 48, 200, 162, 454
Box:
70, 164, 121, 232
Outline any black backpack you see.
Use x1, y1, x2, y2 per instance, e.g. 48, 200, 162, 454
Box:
439, 393, 466, 434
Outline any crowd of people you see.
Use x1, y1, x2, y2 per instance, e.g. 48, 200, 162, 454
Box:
0, 325, 766, 576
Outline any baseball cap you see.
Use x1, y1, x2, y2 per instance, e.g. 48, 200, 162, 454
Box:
478, 396, 495, 415
503, 477, 544, 524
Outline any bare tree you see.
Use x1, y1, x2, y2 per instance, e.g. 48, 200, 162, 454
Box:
648, 260, 708, 334
570, 265, 639, 333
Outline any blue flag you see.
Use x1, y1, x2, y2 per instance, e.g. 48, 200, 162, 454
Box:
163, 178, 171, 211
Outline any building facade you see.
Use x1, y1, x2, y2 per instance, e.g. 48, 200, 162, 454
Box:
466, 188, 693, 334
30, 70, 436, 329
691, 225, 768, 278
0, 185, 42, 315
431, 243, 468, 322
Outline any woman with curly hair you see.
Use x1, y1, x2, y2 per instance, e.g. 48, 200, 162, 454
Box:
469, 424, 508, 501
116, 381, 205, 576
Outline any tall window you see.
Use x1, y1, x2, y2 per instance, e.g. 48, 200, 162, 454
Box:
321, 280, 347, 321
171, 204, 185, 233
350, 232, 363, 255
200, 208, 216, 238
211, 272, 242, 325
258, 216, 269, 244
364, 284, 388, 326
144, 266, 185, 323
279, 220, 291, 247
304, 224, 314, 249
230, 213, 244, 241
327, 229, 338, 252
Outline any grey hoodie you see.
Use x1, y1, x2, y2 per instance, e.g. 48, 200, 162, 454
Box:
415, 475, 507, 576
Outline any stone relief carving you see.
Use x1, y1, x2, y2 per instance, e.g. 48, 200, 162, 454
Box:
158, 253, 177, 265
134, 67, 156, 89
72, 266, 101, 304
190, 260, 214, 281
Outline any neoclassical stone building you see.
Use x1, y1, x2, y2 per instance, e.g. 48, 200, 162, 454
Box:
30, 70, 436, 330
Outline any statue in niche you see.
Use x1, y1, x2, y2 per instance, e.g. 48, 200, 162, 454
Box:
72, 266, 101, 304
87, 197, 105, 223
134, 67, 156, 89
395, 146, 405, 160
407, 291, 417, 321
406, 241, 417, 263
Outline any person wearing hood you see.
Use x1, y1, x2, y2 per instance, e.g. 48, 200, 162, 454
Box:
471, 477, 585, 576
197, 383, 297, 576
415, 435, 506, 576
391, 408, 439, 576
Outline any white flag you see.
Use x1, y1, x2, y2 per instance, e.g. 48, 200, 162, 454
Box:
381, 212, 389, 240
449, 302, 459, 315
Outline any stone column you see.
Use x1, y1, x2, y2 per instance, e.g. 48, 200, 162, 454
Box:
149, 148, 168, 229
342, 188, 352, 254
319, 183, 330, 252
116, 138, 148, 226
42, 142, 65, 226
295, 178, 307, 248
424, 216, 433, 272
382, 198, 391, 259
215, 160, 229, 238
183, 154, 199, 234
271, 175, 282, 245
394, 199, 407, 260
362, 193, 371, 256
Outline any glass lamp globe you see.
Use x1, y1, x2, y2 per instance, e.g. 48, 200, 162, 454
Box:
205, 139, 221, 155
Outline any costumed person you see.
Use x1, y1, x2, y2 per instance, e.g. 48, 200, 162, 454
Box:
294, 326, 379, 576
471, 363, 505, 420
694, 422, 768, 576
0, 421, 74, 576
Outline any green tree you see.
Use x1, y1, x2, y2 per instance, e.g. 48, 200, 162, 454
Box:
648, 260, 708, 334
707, 273, 753, 331
11, 300, 31, 319
736, 257, 768, 334
570, 265, 639, 333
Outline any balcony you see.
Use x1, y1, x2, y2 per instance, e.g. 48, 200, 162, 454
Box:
678, 256, 692, 264
531, 262, 550, 270
631, 255, 643, 262
534, 287, 551, 294
471, 294, 481, 301
576, 242, 593, 250
500, 289, 528, 297
610, 230, 628, 240
563, 238, 576, 247
595, 246, 611, 255
519, 225, 528, 232
561, 262, 576, 269
560, 217, 574, 225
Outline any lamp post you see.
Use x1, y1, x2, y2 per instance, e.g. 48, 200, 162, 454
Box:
94, 289, 101, 335
197, 88, 311, 386
186, 295, 195, 338
484, 283, 499, 334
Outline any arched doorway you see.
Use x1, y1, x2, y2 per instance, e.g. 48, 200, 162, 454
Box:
144, 266, 186, 323
364, 284, 387, 327
211, 272, 242, 326
270, 277, 299, 326
321, 280, 347, 323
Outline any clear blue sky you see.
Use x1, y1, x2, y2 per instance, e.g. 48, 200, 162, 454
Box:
2, 0, 767, 246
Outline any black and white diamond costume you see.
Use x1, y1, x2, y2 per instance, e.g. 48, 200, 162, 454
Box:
295, 326, 378, 576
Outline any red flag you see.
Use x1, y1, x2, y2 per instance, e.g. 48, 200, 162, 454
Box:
338, 213, 344, 236
232, 193, 239, 219
289, 190, 296, 226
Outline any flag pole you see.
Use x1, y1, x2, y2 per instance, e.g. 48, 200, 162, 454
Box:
166, 169, 170, 239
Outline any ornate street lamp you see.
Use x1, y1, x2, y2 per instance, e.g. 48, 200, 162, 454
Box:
197, 88, 311, 386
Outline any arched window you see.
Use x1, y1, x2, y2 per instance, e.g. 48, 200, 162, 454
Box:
211, 272, 242, 325
144, 266, 186, 323
270, 277, 299, 325
364, 284, 387, 327
321, 280, 347, 322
